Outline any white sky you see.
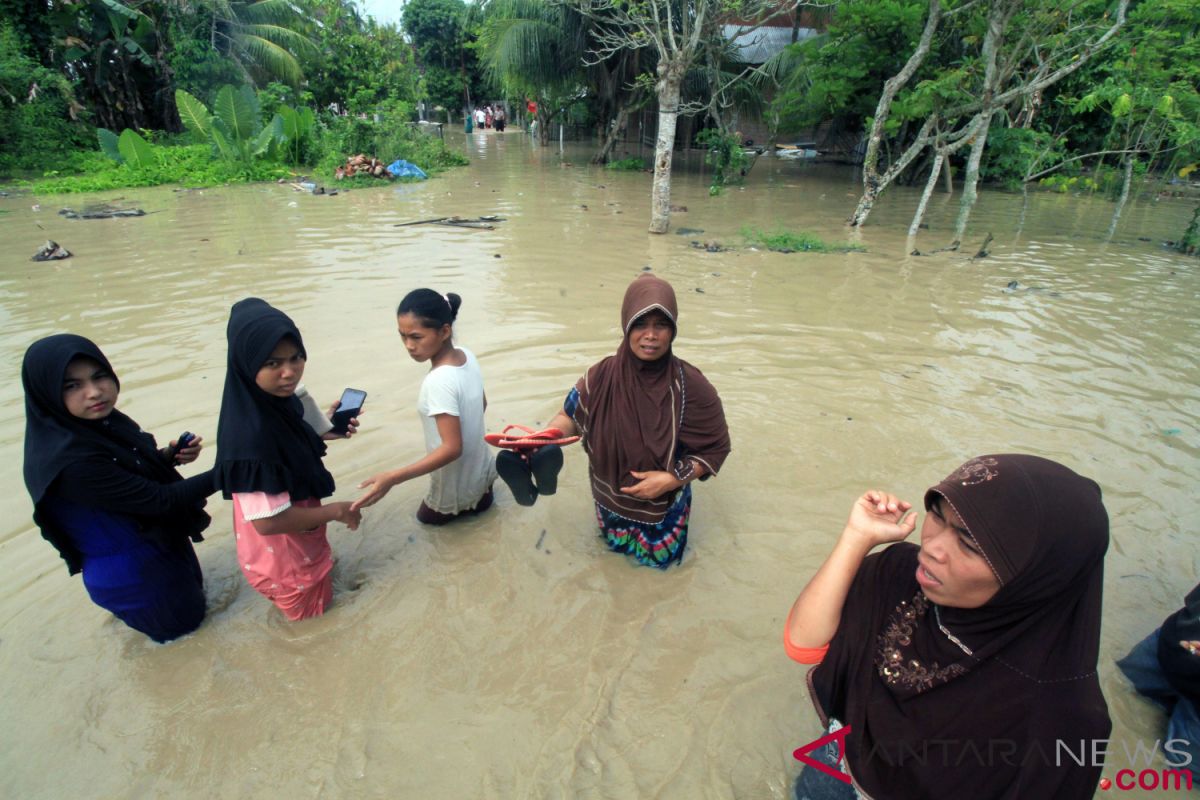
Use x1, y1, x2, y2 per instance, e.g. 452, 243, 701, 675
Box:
356, 0, 405, 27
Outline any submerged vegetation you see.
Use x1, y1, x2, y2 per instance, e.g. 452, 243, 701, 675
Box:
741, 226, 865, 254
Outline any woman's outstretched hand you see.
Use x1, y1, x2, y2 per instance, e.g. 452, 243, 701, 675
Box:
842, 490, 916, 549
351, 472, 399, 512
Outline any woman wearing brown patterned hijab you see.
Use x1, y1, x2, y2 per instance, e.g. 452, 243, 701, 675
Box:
504, 274, 731, 568
783, 454, 1110, 799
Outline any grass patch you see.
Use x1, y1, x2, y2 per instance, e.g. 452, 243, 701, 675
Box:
606, 157, 647, 171
741, 226, 865, 253
19, 145, 291, 194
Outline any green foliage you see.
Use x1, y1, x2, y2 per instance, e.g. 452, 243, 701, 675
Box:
980, 128, 1067, 190
97, 128, 122, 162
740, 226, 865, 253
117, 129, 157, 169
0, 22, 92, 173
310, 103, 468, 179
299, 0, 422, 114
174, 85, 286, 166
21, 144, 290, 194
606, 157, 647, 171
696, 128, 748, 195
768, 0, 930, 134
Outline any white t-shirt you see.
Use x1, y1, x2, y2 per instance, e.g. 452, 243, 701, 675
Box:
417, 347, 496, 513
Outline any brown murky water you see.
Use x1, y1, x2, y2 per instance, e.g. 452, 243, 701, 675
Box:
1, 130, 1197, 799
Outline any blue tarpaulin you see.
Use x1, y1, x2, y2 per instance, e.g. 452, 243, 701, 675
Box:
387, 160, 428, 179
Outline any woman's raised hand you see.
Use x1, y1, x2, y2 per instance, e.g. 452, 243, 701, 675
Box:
842, 490, 916, 549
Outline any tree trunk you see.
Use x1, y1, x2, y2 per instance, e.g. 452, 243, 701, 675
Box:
952, 113, 992, 246
856, 0, 942, 220
649, 61, 684, 235
1106, 155, 1135, 239
592, 103, 629, 164
909, 152, 944, 235
850, 115, 936, 226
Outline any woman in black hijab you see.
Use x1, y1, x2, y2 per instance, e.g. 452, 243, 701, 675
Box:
784, 455, 1110, 799
214, 298, 361, 620
22, 334, 216, 643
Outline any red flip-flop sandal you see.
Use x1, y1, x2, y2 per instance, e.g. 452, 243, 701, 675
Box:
485, 424, 580, 451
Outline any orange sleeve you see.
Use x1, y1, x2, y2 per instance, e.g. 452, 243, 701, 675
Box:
783, 604, 830, 664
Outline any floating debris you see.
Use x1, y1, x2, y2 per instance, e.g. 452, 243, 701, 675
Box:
59, 206, 145, 219
32, 240, 71, 261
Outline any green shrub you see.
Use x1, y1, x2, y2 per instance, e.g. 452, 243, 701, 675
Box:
310, 103, 467, 180
0, 23, 93, 173
606, 157, 646, 171
22, 144, 289, 193
696, 128, 749, 195
980, 128, 1068, 190
740, 226, 865, 253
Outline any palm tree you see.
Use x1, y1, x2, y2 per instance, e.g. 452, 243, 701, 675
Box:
199, 0, 316, 86
477, 0, 589, 143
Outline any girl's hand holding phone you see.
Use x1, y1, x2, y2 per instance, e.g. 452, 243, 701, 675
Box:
170, 434, 203, 465
322, 400, 362, 440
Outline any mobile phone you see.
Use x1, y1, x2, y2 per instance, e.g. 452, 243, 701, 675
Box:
167, 431, 195, 462
330, 388, 367, 434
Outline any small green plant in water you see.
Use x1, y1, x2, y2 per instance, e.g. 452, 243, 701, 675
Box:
741, 226, 864, 253
606, 157, 646, 171
696, 129, 748, 195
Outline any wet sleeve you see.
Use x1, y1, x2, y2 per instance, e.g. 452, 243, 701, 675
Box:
55, 460, 217, 517
784, 603, 831, 664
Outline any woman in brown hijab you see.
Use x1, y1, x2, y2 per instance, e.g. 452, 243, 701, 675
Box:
783, 454, 1110, 799
498, 275, 731, 568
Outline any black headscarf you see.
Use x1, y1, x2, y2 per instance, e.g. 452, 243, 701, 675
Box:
810, 454, 1111, 799
22, 334, 210, 574
213, 298, 335, 500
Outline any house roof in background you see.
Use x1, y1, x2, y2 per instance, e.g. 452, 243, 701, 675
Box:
725, 25, 817, 63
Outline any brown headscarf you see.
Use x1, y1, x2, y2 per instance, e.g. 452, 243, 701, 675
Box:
573, 275, 731, 524
810, 454, 1110, 799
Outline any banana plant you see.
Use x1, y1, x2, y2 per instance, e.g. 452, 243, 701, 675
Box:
175, 85, 284, 166
96, 127, 157, 169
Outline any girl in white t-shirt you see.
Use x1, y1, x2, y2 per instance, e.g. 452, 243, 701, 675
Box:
353, 290, 497, 524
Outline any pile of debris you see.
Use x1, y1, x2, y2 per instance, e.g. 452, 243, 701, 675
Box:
335, 154, 390, 180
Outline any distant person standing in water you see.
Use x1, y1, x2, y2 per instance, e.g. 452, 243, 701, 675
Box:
496, 275, 731, 568
22, 334, 215, 642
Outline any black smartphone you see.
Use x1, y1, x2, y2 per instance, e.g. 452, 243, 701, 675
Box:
166, 431, 195, 462
330, 388, 367, 434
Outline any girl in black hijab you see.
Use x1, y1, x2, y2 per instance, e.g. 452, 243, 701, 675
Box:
214, 298, 361, 620
22, 334, 215, 643
784, 455, 1110, 799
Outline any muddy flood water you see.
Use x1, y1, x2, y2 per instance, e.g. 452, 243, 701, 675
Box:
1, 129, 1197, 799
